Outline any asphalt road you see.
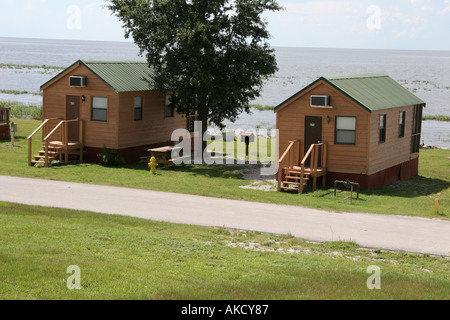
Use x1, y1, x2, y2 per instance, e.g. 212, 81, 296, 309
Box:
1, 175, 449, 256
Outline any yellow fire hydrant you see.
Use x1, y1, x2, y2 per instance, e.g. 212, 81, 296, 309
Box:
148, 156, 157, 175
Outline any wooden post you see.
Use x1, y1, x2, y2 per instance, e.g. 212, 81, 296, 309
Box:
44, 140, 49, 167
28, 138, 32, 166
79, 120, 83, 143
277, 166, 282, 192
64, 121, 68, 145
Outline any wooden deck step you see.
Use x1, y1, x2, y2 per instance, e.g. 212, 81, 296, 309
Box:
282, 181, 308, 186
34, 155, 56, 160
31, 160, 53, 167
38, 151, 59, 155
285, 175, 309, 181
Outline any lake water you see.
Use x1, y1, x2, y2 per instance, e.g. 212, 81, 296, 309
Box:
0, 37, 448, 147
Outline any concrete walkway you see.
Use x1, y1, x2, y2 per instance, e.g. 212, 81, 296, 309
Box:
0, 175, 449, 256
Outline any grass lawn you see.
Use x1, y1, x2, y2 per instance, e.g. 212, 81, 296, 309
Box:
0, 118, 449, 220
0, 201, 448, 300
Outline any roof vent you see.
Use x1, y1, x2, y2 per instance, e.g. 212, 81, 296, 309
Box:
310, 95, 330, 108
69, 76, 87, 87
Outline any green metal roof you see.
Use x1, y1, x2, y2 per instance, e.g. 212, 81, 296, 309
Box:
41, 60, 156, 92
275, 73, 425, 112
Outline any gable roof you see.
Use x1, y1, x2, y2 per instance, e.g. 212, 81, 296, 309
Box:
274, 73, 425, 113
40, 60, 157, 92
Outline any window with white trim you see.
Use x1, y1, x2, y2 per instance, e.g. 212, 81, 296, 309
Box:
335, 116, 356, 145
92, 97, 108, 122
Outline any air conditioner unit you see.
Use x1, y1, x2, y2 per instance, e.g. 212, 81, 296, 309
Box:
310, 95, 330, 108
69, 76, 87, 87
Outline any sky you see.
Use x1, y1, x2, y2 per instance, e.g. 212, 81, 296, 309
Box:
1, 0, 449, 51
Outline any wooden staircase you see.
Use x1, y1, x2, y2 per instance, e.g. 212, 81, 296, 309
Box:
30, 144, 62, 167
27, 118, 84, 167
278, 140, 328, 194
280, 167, 311, 193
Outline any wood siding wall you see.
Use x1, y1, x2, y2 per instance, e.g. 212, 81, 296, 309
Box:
42, 64, 119, 149
117, 91, 187, 149
368, 106, 418, 175
42, 64, 187, 152
276, 81, 370, 174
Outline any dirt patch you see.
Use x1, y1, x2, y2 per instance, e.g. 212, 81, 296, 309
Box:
238, 167, 277, 192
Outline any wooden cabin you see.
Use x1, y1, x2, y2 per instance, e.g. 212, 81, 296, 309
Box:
275, 73, 425, 192
28, 60, 187, 166
0, 107, 11, 140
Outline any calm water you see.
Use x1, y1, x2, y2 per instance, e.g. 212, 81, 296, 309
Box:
0, 37, 448, 147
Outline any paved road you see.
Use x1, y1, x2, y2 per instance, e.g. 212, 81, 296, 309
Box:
0, 175, 449, 256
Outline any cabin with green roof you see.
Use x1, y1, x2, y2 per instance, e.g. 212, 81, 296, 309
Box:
275, 73, 425, 191
29, 60, 187, 166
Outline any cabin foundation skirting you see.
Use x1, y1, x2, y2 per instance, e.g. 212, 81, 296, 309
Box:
325, 157, 419, 189
0, 124, 10, 140
83, 141, 175, 164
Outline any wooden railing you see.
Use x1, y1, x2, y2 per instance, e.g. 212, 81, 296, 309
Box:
301, 143, 327, 190
28, 118, 83, 167
27, 119, 52, 166
300, 143, 327, 174
277, 140, 300, 191
0, 107, 10, 124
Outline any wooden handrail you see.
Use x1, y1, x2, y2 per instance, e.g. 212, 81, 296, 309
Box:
43, 120, 64, 142
301, 144, 315, 166
28, 119, 53, 166
301, 143, 327, 172
278, 140, 300, 191
27, 119, 50, 140
28, 118, 83, 167
0, 107, 10, 124
279, 141, 296, 164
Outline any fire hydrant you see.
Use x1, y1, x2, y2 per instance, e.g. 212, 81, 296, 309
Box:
148, 156, 157, 174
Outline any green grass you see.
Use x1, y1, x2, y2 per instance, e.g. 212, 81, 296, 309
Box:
0, 201, 448, 300
1, 118, 449, 220
250, 104, 275, 111
0, 102, 42, 120
423, 115, 450, 122
0, 63, 63, 72
0, 89, 42, 96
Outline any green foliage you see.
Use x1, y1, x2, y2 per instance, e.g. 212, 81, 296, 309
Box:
0, 102, 42, 120
0, 89, 42, 96
107, 0, 281, 129
98, 145, 125, 167
250, 104, 275, 111
0, 63, 63, 74
423, 115, 450, 122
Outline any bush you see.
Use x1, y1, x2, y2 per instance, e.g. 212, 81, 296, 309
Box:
0, 102, 42, 120
98, 145, 125, 166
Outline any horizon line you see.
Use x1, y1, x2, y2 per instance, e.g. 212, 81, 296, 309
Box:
1, 36, 449, 53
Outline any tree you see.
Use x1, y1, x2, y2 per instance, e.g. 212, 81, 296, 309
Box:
107, 0, 281, 144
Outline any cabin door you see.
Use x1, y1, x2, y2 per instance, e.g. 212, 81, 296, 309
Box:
66, 96, 80, 142
304, 116, 322, 167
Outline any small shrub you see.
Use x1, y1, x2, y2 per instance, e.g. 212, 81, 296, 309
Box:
98, 145, 125, 166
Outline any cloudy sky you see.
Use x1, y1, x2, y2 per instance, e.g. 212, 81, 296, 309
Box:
1, 0, 449, 50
